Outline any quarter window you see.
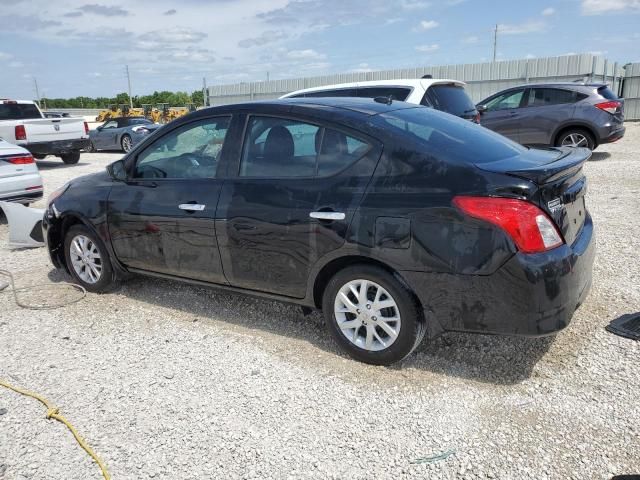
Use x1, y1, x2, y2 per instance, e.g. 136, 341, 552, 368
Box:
133, 116, 230, 179
240, 116, 371, 178
485, 90, 524, 111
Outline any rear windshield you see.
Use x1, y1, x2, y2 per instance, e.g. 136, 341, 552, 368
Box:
0, 103, 42, 120
597, 86, 618, 100
427, 85, 477, 116
379, 107, 525, 164
358, 87, 412, 101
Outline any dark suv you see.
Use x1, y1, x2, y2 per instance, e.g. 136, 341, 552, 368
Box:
477, 83, 625, 150
43, 98, 594, 365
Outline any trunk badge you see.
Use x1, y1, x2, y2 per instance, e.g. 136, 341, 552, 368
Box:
548, 198, 562, 213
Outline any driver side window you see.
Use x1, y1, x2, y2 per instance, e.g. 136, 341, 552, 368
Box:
102, 121, 118, 129
133, 116, 230, 179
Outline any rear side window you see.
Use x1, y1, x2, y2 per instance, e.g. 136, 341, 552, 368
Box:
380, 107, 525, 164
422, 85, 476, 116
526, 88, 582, 106
302, 89, 358, 98
240, 116, 371, 178
0, 103, 41, 120
597, 86, 618, 100
358, 87, 411, 101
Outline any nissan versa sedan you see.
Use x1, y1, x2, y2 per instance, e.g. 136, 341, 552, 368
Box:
43, 98, 595, 365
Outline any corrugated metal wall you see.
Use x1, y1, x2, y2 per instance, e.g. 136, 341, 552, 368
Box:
622, 63, 640, 121
207, 53, 629, 111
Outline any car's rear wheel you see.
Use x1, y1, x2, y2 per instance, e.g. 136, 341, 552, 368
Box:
556, 128, 595, 150
322, 265, 425, 365
85, 141, 96, 153
33, 154, 46, 160
60, 152, 80, 164
121, 134, 132, 153
64, 225, 118, 293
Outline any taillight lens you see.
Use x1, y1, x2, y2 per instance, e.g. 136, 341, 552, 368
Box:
84, 121, 89, 135
5, 154, 34, 165
15, 125, 27, 140
453, 196, 564, 253
594, 101, 621, 114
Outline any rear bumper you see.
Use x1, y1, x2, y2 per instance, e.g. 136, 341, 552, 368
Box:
0, 172, 43, 204
0, 190, 43, 204
401, 213, 595, 337
24, 138, 89, 156
598, 124, 625, 144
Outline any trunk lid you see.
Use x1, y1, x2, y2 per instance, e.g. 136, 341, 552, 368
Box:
477, 146, 590, 246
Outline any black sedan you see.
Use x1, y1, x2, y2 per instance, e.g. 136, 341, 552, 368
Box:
43, 98, 594, 365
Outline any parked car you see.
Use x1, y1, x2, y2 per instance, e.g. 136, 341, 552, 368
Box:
0, 99, 89, 164
281, 78, 480, 122
0, 139, 43, 205
43, 98, 594, 365
87, 117, 161, 153
477, 82, 625, 150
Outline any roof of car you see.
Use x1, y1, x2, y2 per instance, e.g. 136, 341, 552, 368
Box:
505, 82, 608, 90
280, 78, 466, 98
220, 97, 420, 117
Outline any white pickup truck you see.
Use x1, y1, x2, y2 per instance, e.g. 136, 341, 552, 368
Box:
0, 99, 89, 164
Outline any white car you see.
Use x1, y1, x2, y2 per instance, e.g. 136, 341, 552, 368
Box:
281, 78, 480, 122
0, 99, 89, 164
0, 139, 43, 205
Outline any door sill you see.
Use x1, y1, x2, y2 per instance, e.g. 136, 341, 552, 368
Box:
127, 268, 313, 308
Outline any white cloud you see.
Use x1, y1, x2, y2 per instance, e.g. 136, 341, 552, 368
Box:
498, 20, 546, 35
0, 52, 13, 60
541, 7, 555, 15
525, 54, 536, 59
416, 19, 439, 30
8, 61, 24, 68
462, 35, 478, 44
415, 43, 439, 53
286, 49, 326, 60
582, 0, 640, 14
351, 62, 373, 73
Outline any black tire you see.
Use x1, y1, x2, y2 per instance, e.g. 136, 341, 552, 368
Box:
63, 224, 119, 293
85, 141, 96, 153
555, 128, 596, 150
60, 151, 80, 164
121, 134, 132, 153
322, 264, 426, 365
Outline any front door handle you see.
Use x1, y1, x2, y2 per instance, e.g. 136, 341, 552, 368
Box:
310, 211, 345, 221
179, 203, 206, 211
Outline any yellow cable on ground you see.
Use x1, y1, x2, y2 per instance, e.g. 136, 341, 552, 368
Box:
0, 380, 111, 480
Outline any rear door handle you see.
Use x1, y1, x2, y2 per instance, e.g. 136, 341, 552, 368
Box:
310, 211, 345, 221
179, 203, 206, 211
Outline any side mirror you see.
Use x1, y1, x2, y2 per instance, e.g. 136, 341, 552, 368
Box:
107, 159, 127, 181
476, 104, 488, 114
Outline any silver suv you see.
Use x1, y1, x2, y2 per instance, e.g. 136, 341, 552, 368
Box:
477, 83, 625, 150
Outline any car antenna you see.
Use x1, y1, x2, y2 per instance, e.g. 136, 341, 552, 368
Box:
374, 96, 393, 105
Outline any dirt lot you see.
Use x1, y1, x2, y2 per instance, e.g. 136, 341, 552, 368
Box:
1, 126, 639, 480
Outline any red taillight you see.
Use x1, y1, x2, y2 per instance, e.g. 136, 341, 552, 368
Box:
15, 125, 27, 140
6, 154, 35, 165
594, 101, 621, 115
453, 196, 564, 253
84, 121, 89, 135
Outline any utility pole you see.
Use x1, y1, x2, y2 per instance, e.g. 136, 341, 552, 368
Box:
33, 77, 41, 107
125, 64, 133, 108
266, 71, 270, 82
492, 24, 498, 62
202, 77, 208, 107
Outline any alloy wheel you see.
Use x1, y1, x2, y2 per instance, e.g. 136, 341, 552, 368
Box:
69, 234, 103, 284
561, 133, 589, 148
334, 279, 401, 352
122, 136, 132, 152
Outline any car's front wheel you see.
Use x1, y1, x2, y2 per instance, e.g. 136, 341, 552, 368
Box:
322, 265, 426, 365
64, 225, 118, 293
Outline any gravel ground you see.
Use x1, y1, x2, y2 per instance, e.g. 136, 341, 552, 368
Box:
1, 127, 639, 480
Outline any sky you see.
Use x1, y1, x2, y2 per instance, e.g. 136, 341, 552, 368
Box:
1, 0, 639, 100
